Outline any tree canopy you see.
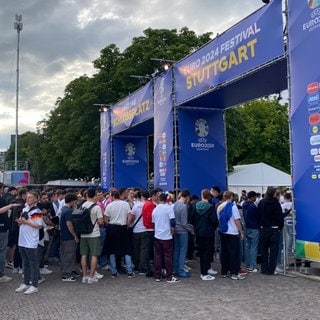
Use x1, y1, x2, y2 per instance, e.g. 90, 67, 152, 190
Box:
226, 98, 290, 173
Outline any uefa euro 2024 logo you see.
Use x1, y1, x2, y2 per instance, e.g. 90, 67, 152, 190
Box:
195, 118, 209, 137
192, 118, 215, 151
308, 0, 320, 9
125, 143, 135, 157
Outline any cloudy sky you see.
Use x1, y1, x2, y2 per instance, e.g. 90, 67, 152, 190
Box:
0, 0, 264, 151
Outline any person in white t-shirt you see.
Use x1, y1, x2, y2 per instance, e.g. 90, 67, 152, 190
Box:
281, 192, 293, 253
152, 192, 180, 283
104, 190, 135, 278
15, 191, 43, 295
217, 191, 245, 280
130, 190, 148, 274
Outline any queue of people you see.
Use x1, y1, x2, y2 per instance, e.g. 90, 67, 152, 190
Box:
0, 181, 296, 295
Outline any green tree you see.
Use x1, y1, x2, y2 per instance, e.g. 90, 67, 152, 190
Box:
5, 131, 45, 183
226, 98, 290, 173
93, 27, 212, 100
41, 75, 100, 181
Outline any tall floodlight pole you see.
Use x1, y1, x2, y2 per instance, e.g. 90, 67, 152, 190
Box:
14, 14, 23, 171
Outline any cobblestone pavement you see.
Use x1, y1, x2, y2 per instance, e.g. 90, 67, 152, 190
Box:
0, 260, 319, 320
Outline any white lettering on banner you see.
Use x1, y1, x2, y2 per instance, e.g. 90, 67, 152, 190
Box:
122, 160, 139, 165
180, 23, 261, 75
220, 23, 261, 54
302, 8, 320, 32
112, 99, 150, 127
190, 138, 215, 151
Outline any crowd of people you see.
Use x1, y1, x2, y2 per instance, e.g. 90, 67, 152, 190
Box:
0, 181, 295, 295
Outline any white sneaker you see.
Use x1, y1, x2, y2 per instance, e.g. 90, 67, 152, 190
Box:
87, 277, 99, 285
201, 274, 215, 281
24, 285, 38, 295
166, 276, 181, 283
15, 283, 30, 292
40, 267, 53, 275
208, 268, 218, 275
184, 264, 191, 271
82, 277, 88, 284
38, 277, 46, 284
12, 268, 19, 274
0, 275, 12, 283
94, 271, 104, 279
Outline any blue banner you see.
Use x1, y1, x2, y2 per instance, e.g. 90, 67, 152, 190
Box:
288, 0, 320, 260
113, 136, 148, 189
178, 108, 227, 197
111, 82, 153, 134
174, 0, 284, 104
153, 71, 174, 191
100, 110, 111, 191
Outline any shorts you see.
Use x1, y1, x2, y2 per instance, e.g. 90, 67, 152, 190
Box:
80, 237, 100, 256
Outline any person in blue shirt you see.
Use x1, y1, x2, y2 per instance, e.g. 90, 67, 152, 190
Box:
242, 191, 259, 272
59, 193, 79, 281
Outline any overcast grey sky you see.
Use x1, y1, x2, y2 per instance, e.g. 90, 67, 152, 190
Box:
0, 0, 264, 151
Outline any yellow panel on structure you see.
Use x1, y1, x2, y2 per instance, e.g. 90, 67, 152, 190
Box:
304, 241, 320, 260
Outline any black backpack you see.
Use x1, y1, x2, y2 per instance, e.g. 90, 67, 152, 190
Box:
71, 203, 97, 235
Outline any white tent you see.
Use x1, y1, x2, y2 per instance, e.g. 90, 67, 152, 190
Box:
227, 162, 292, 195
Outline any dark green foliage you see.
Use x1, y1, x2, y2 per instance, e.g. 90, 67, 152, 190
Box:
226, 98, 290, 173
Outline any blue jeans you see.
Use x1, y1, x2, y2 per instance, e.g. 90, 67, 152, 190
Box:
19, 246, 39, 287
277, 231, 283, 265
98, 227, 108, 267
173, 233, 188, 275
0, 232, 8, 277
109, 254, 133, 274
48, 230, 60, 259
244, 228, 260, 269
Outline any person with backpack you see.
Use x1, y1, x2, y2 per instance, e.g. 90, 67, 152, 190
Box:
217, 191, 245, 280
79, 188, 104, 284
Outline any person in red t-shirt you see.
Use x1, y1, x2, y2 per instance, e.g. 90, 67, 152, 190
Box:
141, 189, 159, 277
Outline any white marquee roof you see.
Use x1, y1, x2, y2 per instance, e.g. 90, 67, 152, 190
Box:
228, 162, 291, 191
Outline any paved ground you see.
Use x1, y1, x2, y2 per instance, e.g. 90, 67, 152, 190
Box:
0, 260, 319, 320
